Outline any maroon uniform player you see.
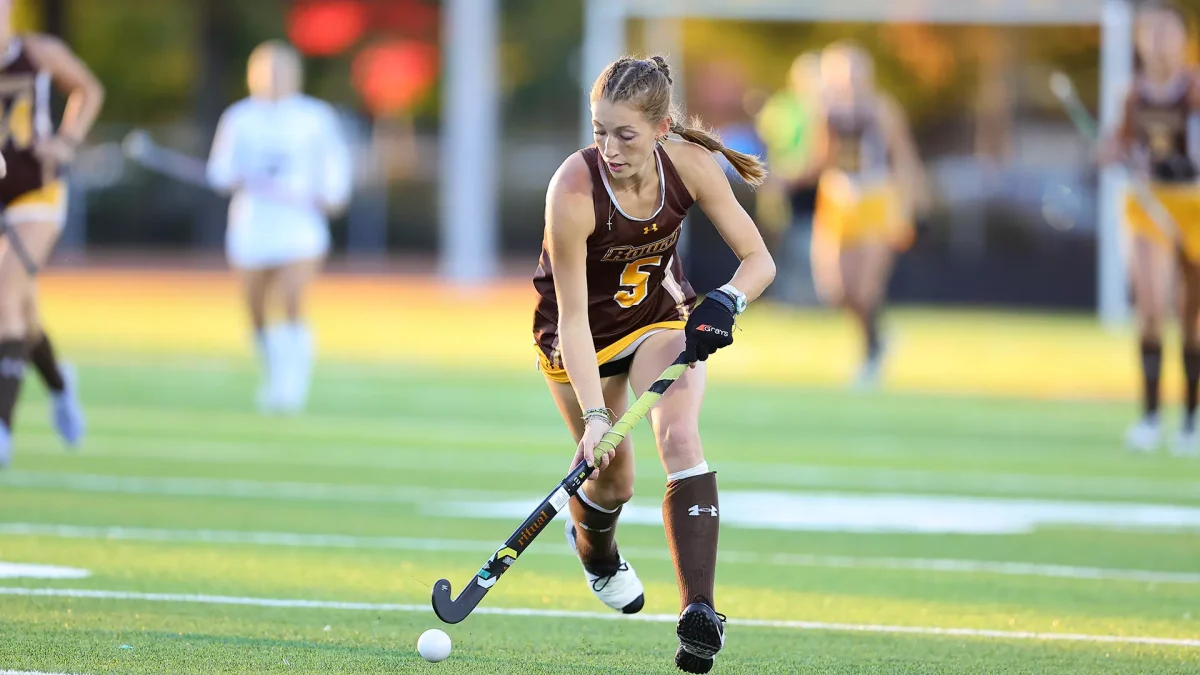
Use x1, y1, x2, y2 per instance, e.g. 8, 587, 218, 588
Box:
531, 55, 776, 673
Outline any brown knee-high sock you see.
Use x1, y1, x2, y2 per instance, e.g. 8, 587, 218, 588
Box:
27, 333, 64, 393
568, 492, 622, 572
0, 339, 27, 429
1185, 346, 1200, 429
663, 471, 720, 611
1141, 339, 1163, 419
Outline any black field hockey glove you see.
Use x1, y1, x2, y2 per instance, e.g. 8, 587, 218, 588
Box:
684, 290, 737, 363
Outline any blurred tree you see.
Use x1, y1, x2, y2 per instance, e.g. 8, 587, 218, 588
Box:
68, 0, 200, 125
680, 18, 1099, 140
41, 0, 64, 37
500, 0, 584, 131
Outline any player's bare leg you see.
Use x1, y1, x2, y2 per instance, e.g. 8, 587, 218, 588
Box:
1128, 235, 1172, 452
274, 256, 322, 413
841, 241, 894, 389
1176, 247, 1200, 457
0, 220, 62, 466
629, 329, 723, 673
810, 229, 844, 307
546, 371, 645, 613
240, 266, 280, 413
23, 278, 83, 447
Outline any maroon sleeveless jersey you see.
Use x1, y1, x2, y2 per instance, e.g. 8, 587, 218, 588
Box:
0, 38, 55, 205
1127, 73, 1199, 183
532, 144, 696, 372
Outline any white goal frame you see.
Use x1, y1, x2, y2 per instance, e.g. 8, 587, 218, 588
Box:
582, 0, 1134, 326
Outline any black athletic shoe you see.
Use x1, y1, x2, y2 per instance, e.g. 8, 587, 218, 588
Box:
675, 598, 726, 673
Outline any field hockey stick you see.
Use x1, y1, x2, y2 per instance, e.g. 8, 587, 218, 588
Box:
1049, 71, 1182, 241
431, 351, 691, 624
0, 215, 40, 276
122, 129, 317, 209
121, 129, 213, 189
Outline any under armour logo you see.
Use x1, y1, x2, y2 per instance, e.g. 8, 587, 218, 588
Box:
644, 223, 658, 235
688, 505, 718, 517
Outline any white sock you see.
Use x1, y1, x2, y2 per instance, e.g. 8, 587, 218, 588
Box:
254, 330, 267, 373
264, 324, 290, 396
667, 461, 710, 483
285, 322, 314, 409
577, 487, 620, 514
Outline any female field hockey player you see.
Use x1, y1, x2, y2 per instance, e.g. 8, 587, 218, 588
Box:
1101, 1, 1200, 455
532, 55, 775, 673
811, 41, 930, 389
756, 51, 826, 304
0, 0, 103, 466
207, 41, 351, 415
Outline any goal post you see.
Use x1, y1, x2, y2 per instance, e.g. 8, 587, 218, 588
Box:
581, 0, 1133, 327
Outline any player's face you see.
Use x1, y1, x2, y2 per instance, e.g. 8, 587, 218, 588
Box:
248, 48, 301, 99
591, 98, 665, 180
1137, 10, 1188, 73
822, 46, 875, 108
788, 54, 820, 95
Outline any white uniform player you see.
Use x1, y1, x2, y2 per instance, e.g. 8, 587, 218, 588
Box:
206, 41, 351, 415
207, 94, 351, 269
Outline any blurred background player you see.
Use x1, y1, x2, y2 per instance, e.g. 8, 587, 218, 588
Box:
812, 41, 930, 388
533, 55, 774, 673
1102, 1, 1200, 456
206, 40, 352, 415
756, 51, 827, 305
0, 0, 102, 466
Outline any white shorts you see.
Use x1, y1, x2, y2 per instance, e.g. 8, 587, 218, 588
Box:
224, 199, 330, 270
4, 180, 67, 230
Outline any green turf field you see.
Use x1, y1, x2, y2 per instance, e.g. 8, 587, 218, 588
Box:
1, 350, 1199, 674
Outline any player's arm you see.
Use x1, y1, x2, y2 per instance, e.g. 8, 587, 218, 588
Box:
545, 155, 605, 413
206, 107, 242, 195
879, 94, 931, 216
1186, 72, 1200, 171
807, 108, 831, 181
25, 34, 104, 155
318, 104, 353, 216
1100, 88, 1137, 165
674, 142, 776, 302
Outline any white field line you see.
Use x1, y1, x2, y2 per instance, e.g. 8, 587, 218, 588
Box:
1, 586, 1197, 648
7, 468, 1200, 514
11, 432, 1200, 501
3, 523, 1199, 585
0, 472, 520, 505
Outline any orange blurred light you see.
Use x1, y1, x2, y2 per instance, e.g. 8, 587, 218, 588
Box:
352, 40, 439, 116
288, 0, 368, 57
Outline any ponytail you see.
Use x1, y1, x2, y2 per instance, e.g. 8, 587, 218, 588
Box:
669, 116, 768, 187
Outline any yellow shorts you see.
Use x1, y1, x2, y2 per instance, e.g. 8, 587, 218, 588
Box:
1124, 184, 1200, 260
814, 179, 913, 250
536, 320, 684, 384
5, 180, 67, 228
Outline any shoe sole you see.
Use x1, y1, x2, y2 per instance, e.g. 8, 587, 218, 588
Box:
675, 647, 714, 674
677, 607, 724, 660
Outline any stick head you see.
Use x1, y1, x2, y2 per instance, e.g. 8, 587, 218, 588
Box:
1049, 71, 1074, 101
431, 578, 470, 624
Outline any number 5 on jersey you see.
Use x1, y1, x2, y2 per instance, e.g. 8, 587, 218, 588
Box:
615, 256, 662, 308
0, 90, 34, 151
